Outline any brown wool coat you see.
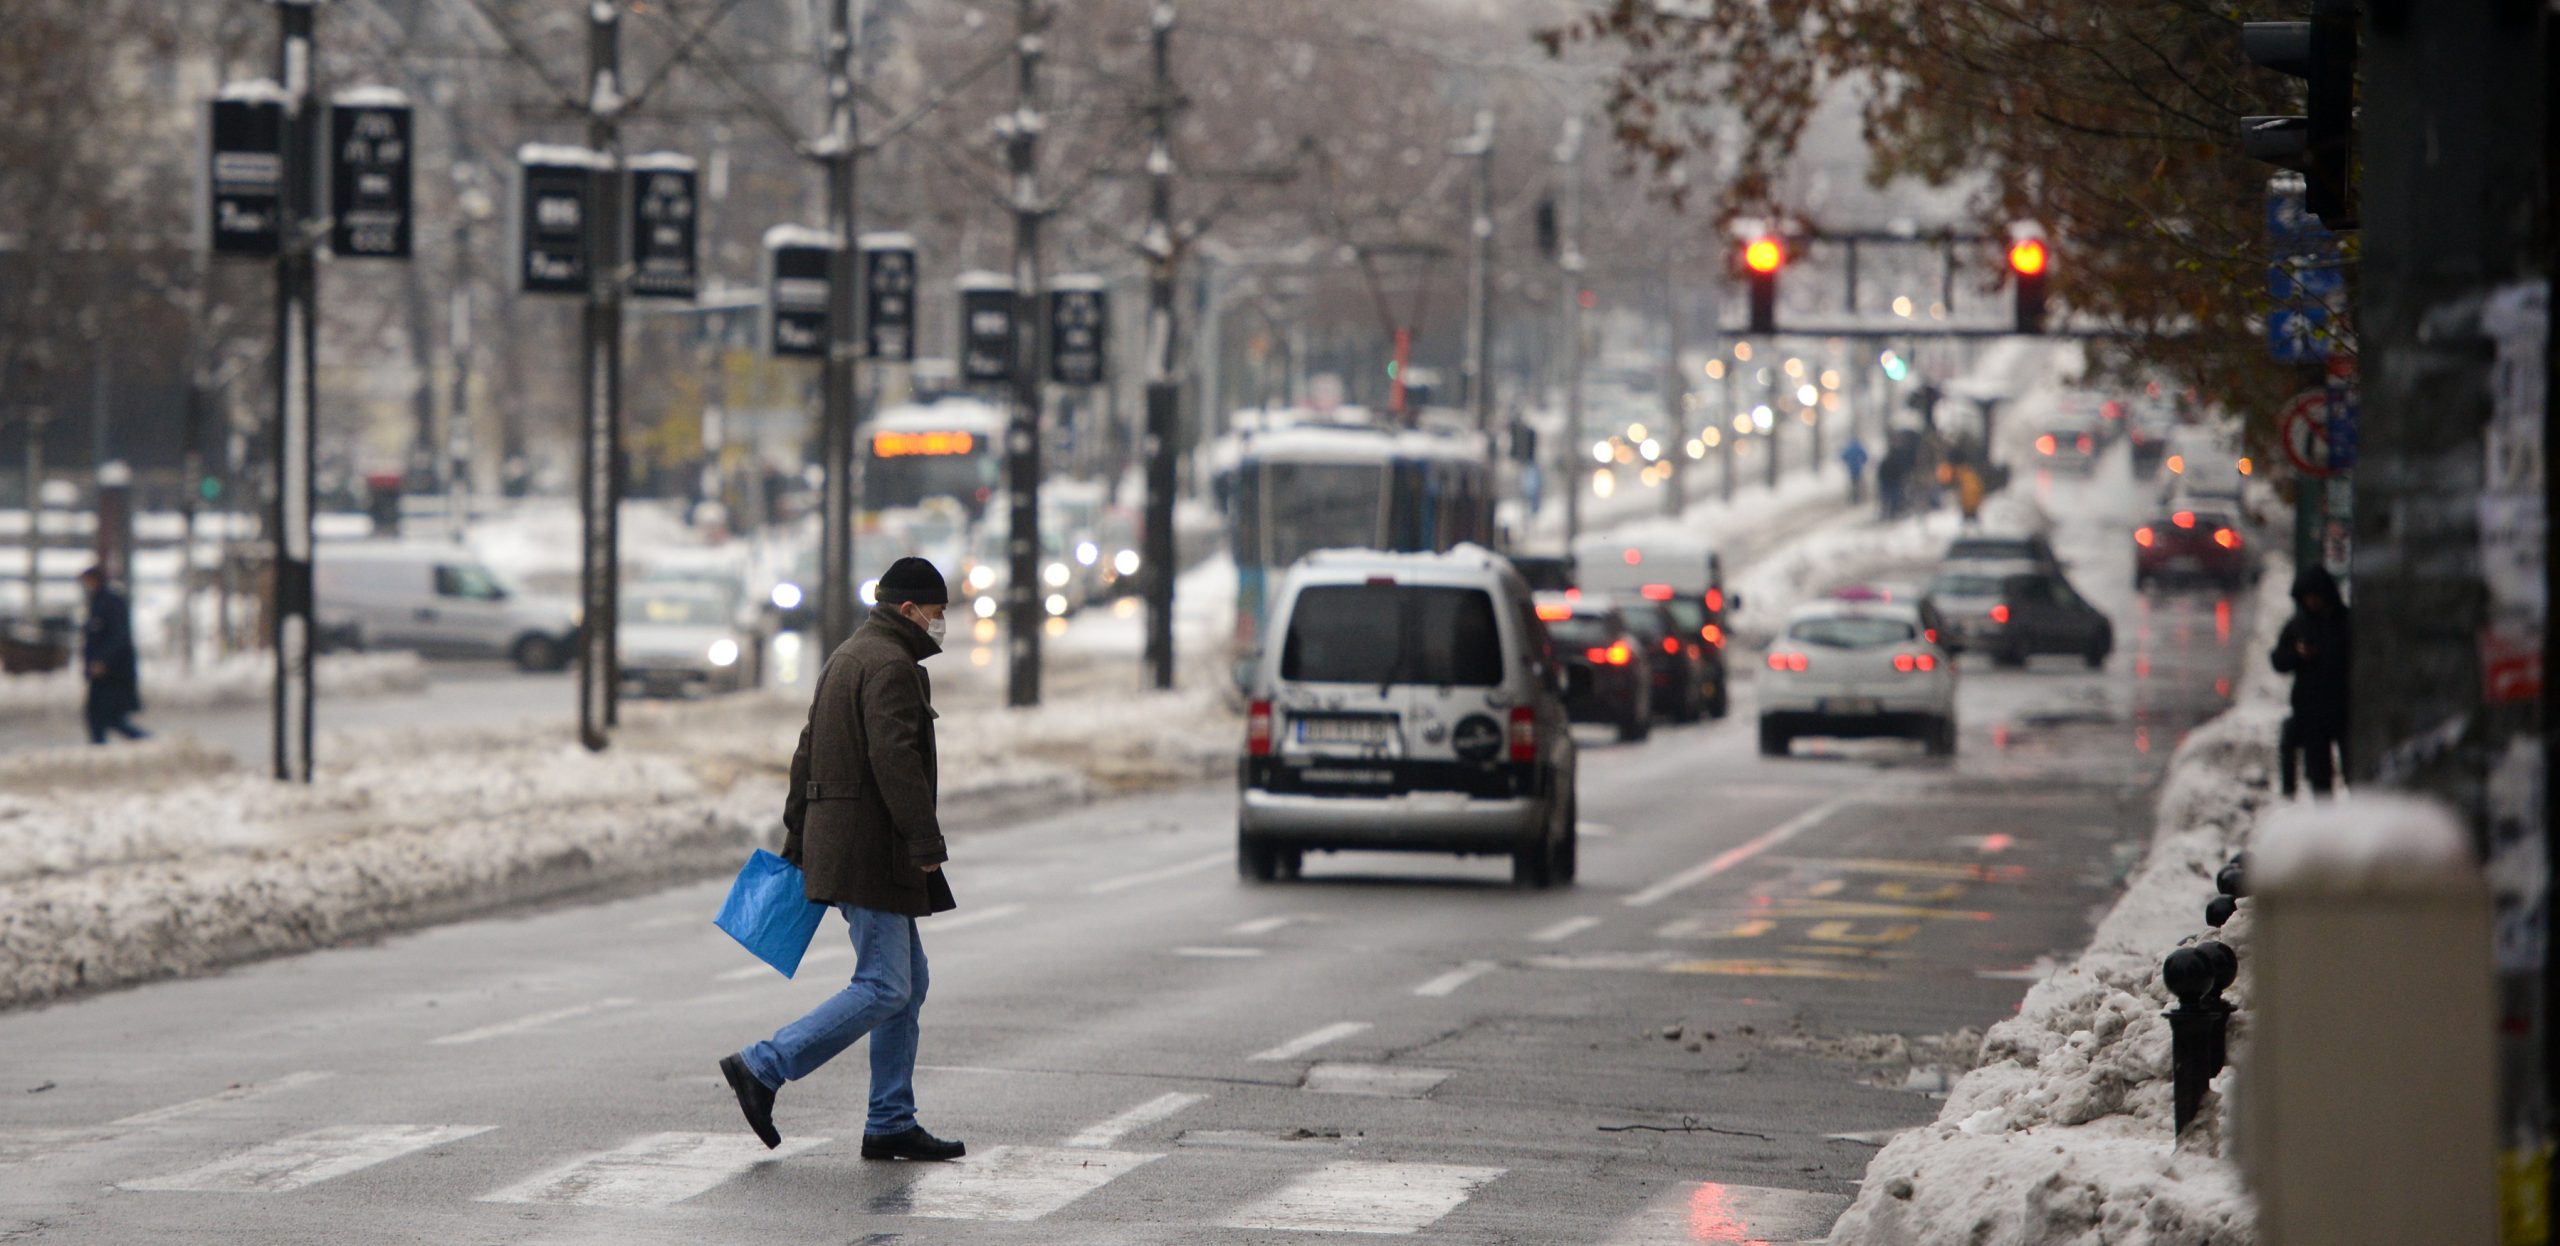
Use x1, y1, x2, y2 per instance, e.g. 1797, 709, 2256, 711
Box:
779, 608, 956, 917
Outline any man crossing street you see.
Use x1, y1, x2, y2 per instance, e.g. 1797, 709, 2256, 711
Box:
720, 556, 964, 1162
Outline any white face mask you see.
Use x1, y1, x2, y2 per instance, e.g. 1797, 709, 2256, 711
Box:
922, 613, 948, 644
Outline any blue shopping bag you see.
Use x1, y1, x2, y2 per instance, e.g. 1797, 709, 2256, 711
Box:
713, 850, 828, 979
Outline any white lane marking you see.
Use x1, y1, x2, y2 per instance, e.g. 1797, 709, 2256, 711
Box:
1304, 1063, 1453, 1099
1063, 1092, 1209, 1149
1530, 915, 1603, 943
112, 1071, 337, 1128
1086, 850, 1231, 895
122, 1125, 493, 1193
1623, 798, 1855, 908
718, 942, 851, 982
482, 1132, 826, 1208
426, 998, 635, 1045
929, 901, 1027, 933
1223, 1160, 1504, 1234
1250, 1021, 1372, 1063
1230, 913, 1313, 935
1410, 961, 1498, 998
1176, 946, 1267, 959
0, 1072, 339, 1166
891, 1144, 1160, 1221
1600, 1181, 1851, 1244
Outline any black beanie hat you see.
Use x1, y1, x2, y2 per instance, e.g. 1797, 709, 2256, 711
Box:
875, 556, 949, 606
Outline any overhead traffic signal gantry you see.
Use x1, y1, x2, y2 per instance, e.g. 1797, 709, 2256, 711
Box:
1739, 232, 1785, 334
2241, 0, 2356, 227
2006, 228, 2049, 335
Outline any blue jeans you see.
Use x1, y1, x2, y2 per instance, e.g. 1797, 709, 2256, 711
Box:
738, 904, 929, 1136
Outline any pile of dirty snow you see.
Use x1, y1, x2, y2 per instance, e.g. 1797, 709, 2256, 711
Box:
1823, 565, 2290, 1246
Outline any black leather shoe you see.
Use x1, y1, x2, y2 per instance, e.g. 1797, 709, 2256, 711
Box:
720, 1055, 780, 1150
861, 1125, 965, 1162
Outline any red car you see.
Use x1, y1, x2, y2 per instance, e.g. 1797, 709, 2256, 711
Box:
2134, 509, 2255, 591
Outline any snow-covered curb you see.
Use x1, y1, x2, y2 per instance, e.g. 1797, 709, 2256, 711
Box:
1823, 566, 2291, 1246
0, 651, 429, 723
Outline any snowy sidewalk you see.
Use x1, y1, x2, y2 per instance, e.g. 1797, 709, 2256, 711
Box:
0, 651, 428, 725
1820, 568, 2290, 1246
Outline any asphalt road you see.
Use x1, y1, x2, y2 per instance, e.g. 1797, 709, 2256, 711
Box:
0, 448, 2246, 1244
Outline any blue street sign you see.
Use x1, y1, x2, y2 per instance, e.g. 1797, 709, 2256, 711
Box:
2326, 390, 2357, 469
2269, 308, 2330, 363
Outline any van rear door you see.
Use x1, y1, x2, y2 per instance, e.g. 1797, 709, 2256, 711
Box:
1275, 581, 1509, 796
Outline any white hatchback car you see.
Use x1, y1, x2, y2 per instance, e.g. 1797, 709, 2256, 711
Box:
1759, 600, 1957, 756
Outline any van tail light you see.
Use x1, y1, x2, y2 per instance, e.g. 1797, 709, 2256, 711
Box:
2173, 510, 2195, 528
1508, 706, 1537, 762
1585, 643, 1633, 667
1766, 652, 1809, 672
1701, 624, 1724, 647
1662, 637, 1681, 655
1990, 604, 2011, 624
1247, 700, 1274, 757
2135, 527, 2154, 548
2214, 528, 2240, 549
1536, 602, 1574, 621
2036, 434, 2057, 455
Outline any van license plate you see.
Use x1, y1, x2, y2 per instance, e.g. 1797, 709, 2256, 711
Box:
1297, 716, 1393, 746
1820, 697, 1880, 716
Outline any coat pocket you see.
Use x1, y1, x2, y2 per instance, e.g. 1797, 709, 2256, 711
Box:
804, 779, 862, 801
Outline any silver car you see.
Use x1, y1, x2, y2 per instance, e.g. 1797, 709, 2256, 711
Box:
619, 582, 752, 697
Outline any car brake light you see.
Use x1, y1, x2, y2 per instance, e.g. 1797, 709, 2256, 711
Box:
1924, 627, 1938, 643
1623, 549, 1642, 566
2036, 434, 2057, 455
1536, 602, 1573, 621
1508, 706, 1537, 762
1609, 641, 1633, 666
2173, 510, 2195, 529
1705, 588, 1724, 612
2077, 434, 2094, 453
1766, 652, 1808, 672
1991, 604, 2011, 624
2167, 453, 2185, 474
1247, 700, 1274, 756
1662, 636, 1681, 655
1701, 624, 1724, 647
1641, 583, 1674, 601
2135, 527, 2154, 547
1917, 653, 1937, 671
1894, 653, 1939, 673
2214, 528, 2240, 549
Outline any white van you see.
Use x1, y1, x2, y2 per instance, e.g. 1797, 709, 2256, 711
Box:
1240, 545, 1580, 887
315, 542, 579, 671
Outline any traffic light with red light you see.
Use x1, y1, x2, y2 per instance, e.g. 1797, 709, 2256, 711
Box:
1741, 235, 1784, 334
2007, 231, 2049, 334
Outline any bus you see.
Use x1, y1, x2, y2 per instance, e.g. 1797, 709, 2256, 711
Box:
1222, 422, 1496, 688
864, 398, 1005, 517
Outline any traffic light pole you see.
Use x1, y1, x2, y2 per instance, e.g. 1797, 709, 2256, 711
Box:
272, 0, 320, 783
1460, 109, 1495, 452
1140, 1, 1178, 691
1556, 117, 1585, 552
1003, 0, 1048, 708
576, 1, 625, 751
816, 0, 864, 660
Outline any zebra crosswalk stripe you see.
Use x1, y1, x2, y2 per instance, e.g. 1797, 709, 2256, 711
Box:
1222, 1160, 1505, 1235
120, 1125, 493, 1193
480, 1132, 827, 1208
885, 1144, 1160, 1222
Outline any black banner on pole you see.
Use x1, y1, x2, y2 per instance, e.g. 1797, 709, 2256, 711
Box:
766, 226, 835, 359
1048, 276, 1109, 386
208, 89, 288, 259
627, 154, 698, 300
958, 272, 1017, 384
327, 90, 412, 259
862, 232, 918, 362
516, 144, 604, 296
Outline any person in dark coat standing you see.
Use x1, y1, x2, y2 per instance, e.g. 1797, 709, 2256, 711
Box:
720, 556, 963, 1162
78, 566, 147, 745
2270, 565, 2352, 797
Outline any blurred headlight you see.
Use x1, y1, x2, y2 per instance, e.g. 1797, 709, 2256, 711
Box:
1043, 562, 1071, 588
1113, 548, 1141, 577
1045, 593, 1069, 617
859, 578, 879, 606
770, 582, 803, 611
973, 596, 998, 619
966, 564, 996, 591
1075, 541, 1099, 566
707, 638, 741, 667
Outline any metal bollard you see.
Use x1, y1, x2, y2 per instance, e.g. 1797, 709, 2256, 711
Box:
2161, 939, 2237, 1136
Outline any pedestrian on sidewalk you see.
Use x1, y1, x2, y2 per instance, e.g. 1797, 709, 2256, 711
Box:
720, 556, 965, 1162
77, 566, 146, 745
1839, 434, 1870, 504
2270, 565, 2352, 798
